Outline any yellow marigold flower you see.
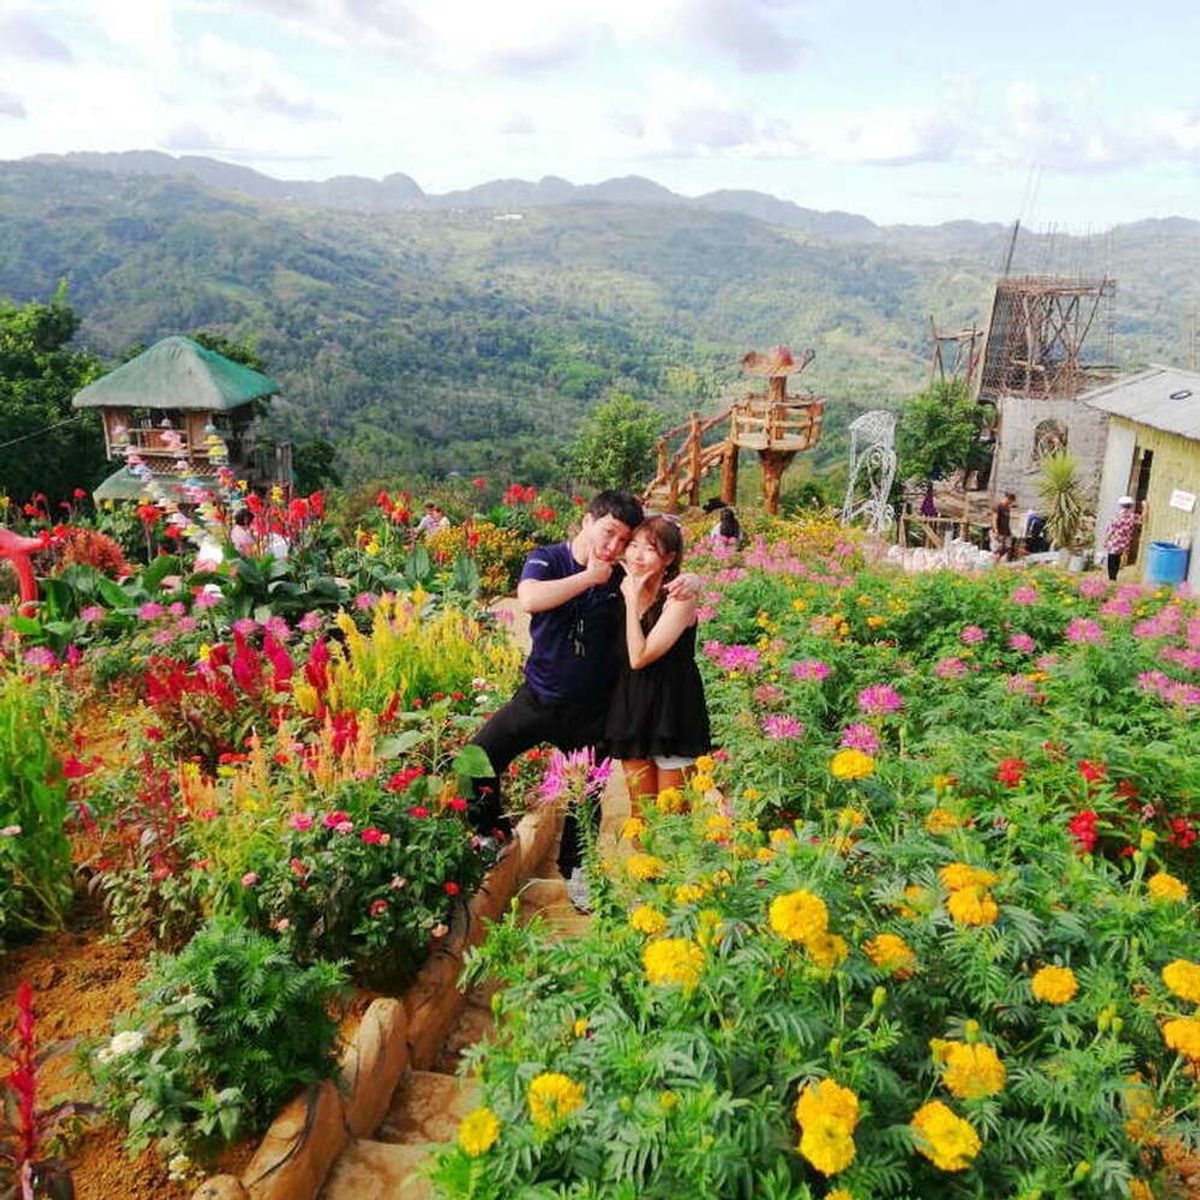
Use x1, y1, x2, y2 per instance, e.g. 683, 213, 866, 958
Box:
938, 862, 998, 891
808, 932, 849, 970
756, 846, 777, 862
1129, 1182, 1154, 1200
1123, 1074, 1157, 1142
674, 883, 707, 905
946, 885, 999, 926
910, 1100, 981, 1172
528, 1073, 585, 1129
709, 868, 733, 888
827, 1191, 855, 1200
743, 786, 761, 801
828, 835, 855, 856
655, 787, 687, 814
694, 754, 716, 774
866, 614, 886, 628
798, 1113, 856, 1175
830, 749, 875, 780
1031, 965, 1078, 1004
691, 773, 715, 794
696, 908, 724, 949
629, 904, 668, 936
1163, 960, 1200, 1004
1162, 1017, 1200, 1061
864, 933, 917, 975
924, 808, 959, 835
794, 1078, 860, 1133
458, 1106, 500, 1157
940, 1042, 1007, 1100
627, 853, 666, 881
704, 814, 733, 842
769, 827, 795, 845
1147, 873, 1185, 902
620, 817, 646, 841
895, 884, 932, 918
769, 890, 829, 944
643, 937, 705, 989
837, 807, 865, 828
791, 598, 807, 612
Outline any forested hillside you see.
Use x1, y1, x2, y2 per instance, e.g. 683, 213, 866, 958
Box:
1, 157, 1196, 485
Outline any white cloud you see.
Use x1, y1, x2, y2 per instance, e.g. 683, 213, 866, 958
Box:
0, 91, 27, 118
0, 11, 73, 61
189, 32, 331, 120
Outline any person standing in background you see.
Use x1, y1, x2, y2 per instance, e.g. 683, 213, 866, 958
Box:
1103, 495, 1144, 581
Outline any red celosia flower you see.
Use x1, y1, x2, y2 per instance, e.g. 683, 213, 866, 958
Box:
1067, 809, 1099, 853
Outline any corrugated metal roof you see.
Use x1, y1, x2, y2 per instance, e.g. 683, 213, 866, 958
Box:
1081, 365, 1200, 441
73, 336, 279, 411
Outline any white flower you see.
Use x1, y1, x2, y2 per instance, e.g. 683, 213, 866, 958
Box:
1, 825, 20, 837
167, 1154, 192, 1182
107, 1030, 146, 1058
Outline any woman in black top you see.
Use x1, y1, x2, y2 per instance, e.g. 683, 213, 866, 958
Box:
606, 516, 711, 816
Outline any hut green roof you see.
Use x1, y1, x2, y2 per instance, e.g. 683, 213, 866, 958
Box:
73, 336, 279, 412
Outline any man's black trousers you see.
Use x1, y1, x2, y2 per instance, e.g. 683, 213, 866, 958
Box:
468, 683, 607, 875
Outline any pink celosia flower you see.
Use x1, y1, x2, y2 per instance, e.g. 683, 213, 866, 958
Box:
1008, 633, 1035, 652
839, 723, 880, 753
857, 683, 903, 716
762, 715, 804, 739
960, 624, 986, 645
791, 659, 831, 682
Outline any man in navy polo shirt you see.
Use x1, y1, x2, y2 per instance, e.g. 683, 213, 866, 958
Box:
467, 490, 654, 903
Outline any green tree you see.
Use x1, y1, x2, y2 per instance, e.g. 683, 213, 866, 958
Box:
896, 379, 987, 485
0, 287, 107, 504
291, 436, 342, 493
569, 393, 661, 492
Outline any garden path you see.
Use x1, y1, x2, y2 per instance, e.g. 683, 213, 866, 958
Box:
319, 600, 632, 1199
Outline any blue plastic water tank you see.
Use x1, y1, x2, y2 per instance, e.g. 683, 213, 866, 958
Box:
1145, 541, 1190, 586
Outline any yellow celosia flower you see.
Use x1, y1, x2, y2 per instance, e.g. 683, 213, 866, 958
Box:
1162, 960, 1200, 1005
528, 1073, 585, 1129
768, 890, 829, 944
626, 853, 666, 881
910, 1100, 981, 1172
924, 808, 959, 835
864, 933, 917, 975
674, 883, 707, 905
940, 1042, 1007, 1100
655, 787, 687, 814
946, 885, 999, 926
798, 1113, 856, 1175
643, 938, 705, 989
1162, 1017, 1200, 1061
694, 754, 716, 774
830, 749, 874, 780
807, 932, 849, 970
1030, 965, 1078, 1004
629, 904, 668, 936
939, 862, 998, 891
458, 1106, 500, 1156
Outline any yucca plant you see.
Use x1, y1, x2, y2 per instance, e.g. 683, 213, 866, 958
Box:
1037, 451, 1090, 553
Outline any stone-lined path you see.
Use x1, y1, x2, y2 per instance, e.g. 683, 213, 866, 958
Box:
321, 602, 630, 1200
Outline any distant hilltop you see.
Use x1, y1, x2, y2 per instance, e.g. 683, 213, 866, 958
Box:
21, 148, 944, 241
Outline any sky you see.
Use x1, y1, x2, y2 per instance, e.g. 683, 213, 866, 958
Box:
2, 0, 1199, 228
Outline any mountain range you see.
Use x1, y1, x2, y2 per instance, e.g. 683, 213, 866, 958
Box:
3, 151, 1198, 487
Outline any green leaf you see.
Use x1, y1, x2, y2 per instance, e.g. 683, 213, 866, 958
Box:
452, 743, 493, 779
377, 730, 426, 758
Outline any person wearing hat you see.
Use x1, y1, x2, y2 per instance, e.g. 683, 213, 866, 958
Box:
1103, 495, 1145, 581
414, 501, 450, 538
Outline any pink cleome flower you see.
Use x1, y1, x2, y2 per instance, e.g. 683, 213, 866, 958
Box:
1065, 617, 1104, 645
1008, 633, 1036, 653
791, 659, 831, 682
839, 723, 880, 754
1010, 585, 1038, 606
960, 624, 986, 645
762, 715, 804, 740
857, 683, 903, 717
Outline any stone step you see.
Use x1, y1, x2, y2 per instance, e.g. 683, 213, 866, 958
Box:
377, 1071, 480, 1145
320, 1137, 437, 1200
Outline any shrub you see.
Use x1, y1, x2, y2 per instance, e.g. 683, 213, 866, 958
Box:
87, 915, 345, 1156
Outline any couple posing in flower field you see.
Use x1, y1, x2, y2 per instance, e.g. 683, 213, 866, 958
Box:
466, 489, 711, 907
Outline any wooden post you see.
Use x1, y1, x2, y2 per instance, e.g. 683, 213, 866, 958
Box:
687, 412, 702, 507
719, 439, 738, 506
